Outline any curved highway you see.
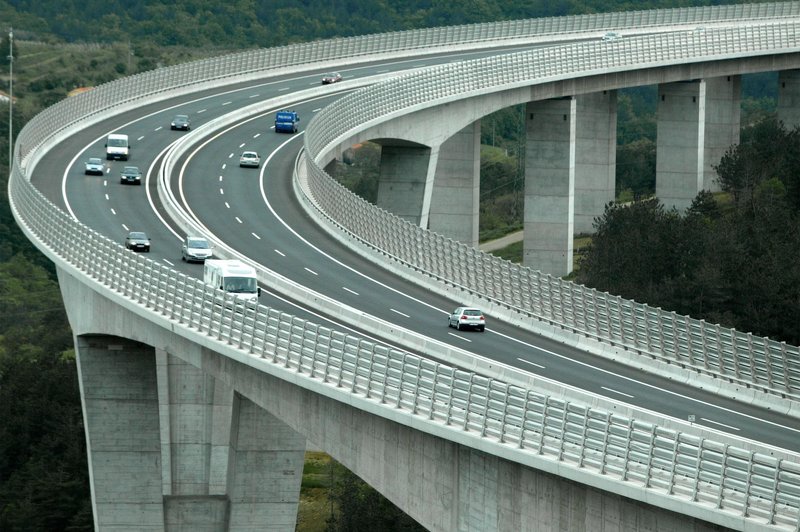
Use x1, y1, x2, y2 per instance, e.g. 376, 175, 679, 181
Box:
31, 39, 800, 455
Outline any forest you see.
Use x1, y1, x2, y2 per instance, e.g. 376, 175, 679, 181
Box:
0, 0, 795, 530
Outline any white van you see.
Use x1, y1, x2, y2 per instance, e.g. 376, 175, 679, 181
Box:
203, 259, 260, 302
105, 133, 130, 160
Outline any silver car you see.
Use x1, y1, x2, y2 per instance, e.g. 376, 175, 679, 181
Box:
448, 307, 486, 332
84, 157, 105, 175
181, 236, 213, 263
239, 151, 260, 168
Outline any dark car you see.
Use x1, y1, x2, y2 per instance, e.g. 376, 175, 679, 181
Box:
125, 231, 151, 252
321, 72, 342, 84
170, 114, 191, 130
120, 166, 142, 185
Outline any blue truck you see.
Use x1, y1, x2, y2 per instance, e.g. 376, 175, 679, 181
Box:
274, 110, 300, 133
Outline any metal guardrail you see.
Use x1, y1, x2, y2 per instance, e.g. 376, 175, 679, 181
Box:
8, 3, 800, 530
300, 22, 800, 403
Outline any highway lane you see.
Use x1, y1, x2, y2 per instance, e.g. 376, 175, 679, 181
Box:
30, 46, 800, 453
174, 95, 800, 452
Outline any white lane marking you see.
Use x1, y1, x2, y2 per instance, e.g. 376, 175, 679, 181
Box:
488, 327, 800, 438
219, 188, 224, 195
105, 168, 110, 175
228, 153, 234, 158
304, 267, 318, 276
252, 233, 261, 240
601, 386, 634, 399
278, 87, 290, 91
274, 249, 285, 257
122, 223, 129, 231
312, 107, 323, 112
110, 208, 117, 216
249, 94, 259, 98
105, 194, 109, 200
448, 333, 472, 343
163, 259, 175, 266
343, 286, 359, 296
235, 217, 243, 224
137, 135, 145, 141
239, 143, 246, 148
198, 108, 207, 113
218, 175, 223, 182
390, 308, 410, 318
253, 133, 261, 139
517, 358, 545, 370
224, 202, 231, 209
701, 418, 740, 431
222, 101, 232, 106
154, 126, 163, 131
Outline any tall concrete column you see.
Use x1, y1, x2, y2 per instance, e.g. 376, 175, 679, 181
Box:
656, 81, 704, 212
778, 69, 800, 129
657, 78, 741, 211
575, 91, 617, 235
703, 75, 740, 192
376, 142, 432, 225
428, 120, 481, 246
75, 336, 305, 531
524, 97, 575, 277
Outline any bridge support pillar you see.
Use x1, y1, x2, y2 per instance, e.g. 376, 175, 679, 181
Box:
427, 120, 481, 246
376, 143, 431, 226
523, 97, 575, 276
656, 77, 740, 212
575, 90, 617, 235
75, 335, 305, 531
778, 69, 800, 128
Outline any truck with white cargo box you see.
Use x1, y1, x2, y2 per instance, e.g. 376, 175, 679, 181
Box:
203, 259, 260, 302
105, 133, 130, 160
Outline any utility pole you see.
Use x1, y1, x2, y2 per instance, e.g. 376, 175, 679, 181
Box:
7, 27, 12, 170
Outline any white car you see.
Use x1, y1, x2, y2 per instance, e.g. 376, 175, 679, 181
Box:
181, 236, 213, 263
239, 151, 260, 168
448, 307, 486, 332
601, 31, 621, 42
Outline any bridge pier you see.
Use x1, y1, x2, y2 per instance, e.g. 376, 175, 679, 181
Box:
778, 69, 800, 128
74, 335, 305, 531
523, 97, 576, 276
656, 76, 740, 212
428, 120, 481, 247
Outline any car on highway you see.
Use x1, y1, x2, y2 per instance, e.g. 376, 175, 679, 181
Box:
125, 231, 151, 252
181, 236, 213, 263
321, 72, 342, 84
601, 31, 621, 42
239, 151, 260, 168
84, 157, 105, 175
448, 307, 486, 331
170, 114, 191, 130
120, 165, 142, 185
